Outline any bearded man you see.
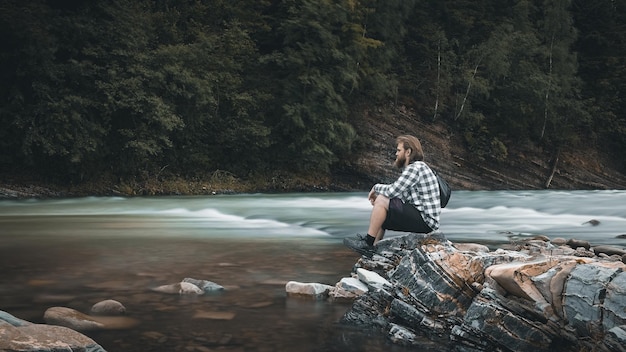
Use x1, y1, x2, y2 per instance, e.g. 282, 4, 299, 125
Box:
343, 135, 442, 255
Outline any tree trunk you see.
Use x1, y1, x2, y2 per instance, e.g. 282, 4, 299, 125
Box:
455, 55, 483, 120
545, 148, 560, 189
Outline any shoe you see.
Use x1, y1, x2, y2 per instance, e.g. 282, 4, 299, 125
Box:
343, 235, 375, 256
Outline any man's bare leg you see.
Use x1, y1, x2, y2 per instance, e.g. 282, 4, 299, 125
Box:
368, 195, 389, 244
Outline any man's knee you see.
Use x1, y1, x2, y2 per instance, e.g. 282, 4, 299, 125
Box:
373, 195, 390, 209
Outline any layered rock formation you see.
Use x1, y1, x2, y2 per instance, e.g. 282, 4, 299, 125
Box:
339, 233, 626, 351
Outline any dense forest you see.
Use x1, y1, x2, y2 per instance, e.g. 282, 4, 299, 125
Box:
1, 0, 625, 189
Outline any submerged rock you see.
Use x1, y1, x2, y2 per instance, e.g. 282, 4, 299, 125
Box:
338, 232, 626, 352
44, 306, 139, 331
182, 277, 225, 293
91, 299, 126, 316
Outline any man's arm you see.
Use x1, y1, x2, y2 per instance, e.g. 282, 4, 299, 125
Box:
373, 164, 420, 198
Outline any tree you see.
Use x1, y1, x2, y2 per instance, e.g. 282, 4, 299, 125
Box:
572, 0, 626, 172
259, 0, 358, 171
0, 1, 112, 179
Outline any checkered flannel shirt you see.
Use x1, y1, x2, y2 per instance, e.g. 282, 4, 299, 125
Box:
373, 161, 441, 230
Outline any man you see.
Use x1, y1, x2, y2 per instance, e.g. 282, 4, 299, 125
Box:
343, 135, 441, 255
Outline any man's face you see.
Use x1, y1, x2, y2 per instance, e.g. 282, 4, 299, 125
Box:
394, 143, 410, 168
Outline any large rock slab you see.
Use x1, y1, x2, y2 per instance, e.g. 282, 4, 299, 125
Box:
339, 232, 626, 351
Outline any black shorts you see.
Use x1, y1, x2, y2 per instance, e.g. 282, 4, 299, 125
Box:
382, 198, 433, 234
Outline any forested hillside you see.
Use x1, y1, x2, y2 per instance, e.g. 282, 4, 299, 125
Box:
1, 0, 625, 194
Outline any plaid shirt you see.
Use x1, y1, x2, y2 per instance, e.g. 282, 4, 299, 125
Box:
373, 161, 441, 230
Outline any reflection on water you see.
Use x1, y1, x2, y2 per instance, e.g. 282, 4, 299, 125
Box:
1, 191, 625, 351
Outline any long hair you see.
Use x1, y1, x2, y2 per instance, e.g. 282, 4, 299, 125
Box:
396, 135, 424, 162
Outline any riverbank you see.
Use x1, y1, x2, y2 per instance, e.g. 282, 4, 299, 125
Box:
2, 107, 626, 199
2, 148, 625, 200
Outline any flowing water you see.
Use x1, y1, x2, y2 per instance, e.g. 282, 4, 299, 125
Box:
1, 190, 625, 351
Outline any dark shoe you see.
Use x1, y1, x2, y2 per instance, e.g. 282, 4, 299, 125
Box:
356, 233, 367, 240
343, 235, 375, 256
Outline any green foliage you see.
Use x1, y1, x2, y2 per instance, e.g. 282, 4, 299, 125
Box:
1, 0, 625, 182
259, 0, 358, 171
572, 0, 626, 171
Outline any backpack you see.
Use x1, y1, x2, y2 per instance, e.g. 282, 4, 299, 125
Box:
432, 170, 451, 208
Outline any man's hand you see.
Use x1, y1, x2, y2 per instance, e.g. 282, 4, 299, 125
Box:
368, 188, 377, 205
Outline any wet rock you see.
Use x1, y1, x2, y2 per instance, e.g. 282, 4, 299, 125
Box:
91, 299, 126, 316
338, 232, 626, 351
336, 277, 368, 295
182, 277, 225, 293
593, 245, 626, 257
44, 307, 139, 331
356, 268, 391, 290
192, 311, 236, 320
328, 286, 360, 302
1, 310, 107, 352
44, 307, 104, 331
582, 219, 600, 226
152, 281, 204, 295
453, 243, 490, 253
566, 238, 591, 250
285, 281, 332, 300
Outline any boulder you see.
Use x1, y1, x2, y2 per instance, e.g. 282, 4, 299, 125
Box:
339, 232, 626, 351
285, 281, 332, 300
0, 310, 107, 352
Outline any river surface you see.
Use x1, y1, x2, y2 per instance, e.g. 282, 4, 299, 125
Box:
1, 190, 625, 351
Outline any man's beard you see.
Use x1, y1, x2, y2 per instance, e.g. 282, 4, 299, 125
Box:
394, 154, 406, 168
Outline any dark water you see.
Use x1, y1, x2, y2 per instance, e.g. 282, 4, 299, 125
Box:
1, 191, 625, 351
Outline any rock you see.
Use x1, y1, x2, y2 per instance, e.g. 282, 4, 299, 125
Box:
593, 245, 626, 257
44, 307, 139, 331
44, 307, 104, 331
566, 238, 591, 250
182, 277, 225, 293
336, 277, 369, 295
91, 299, 126, 316
453, 243, 490, 253
566, 264, 626, 333
338, 232, 626, 351
152, 281, 204, 295
192, 311, 236, 320
606, 325, 626, 351
356, 268, 391, 290
285, 281, 332, 300
582, 219, 600, 226
328, 286, 360, 301
388, 323, 418, 346
1, 310, 107, 352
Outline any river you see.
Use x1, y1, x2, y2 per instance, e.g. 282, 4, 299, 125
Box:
1, 190, 625, 351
